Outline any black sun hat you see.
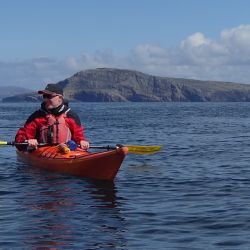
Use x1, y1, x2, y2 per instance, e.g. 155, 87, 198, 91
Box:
38, 84, 63, 96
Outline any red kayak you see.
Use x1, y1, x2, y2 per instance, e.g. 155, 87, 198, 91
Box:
17, 146, 128, 181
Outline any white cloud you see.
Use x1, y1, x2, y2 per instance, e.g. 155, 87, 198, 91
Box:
181, 32, 211, 48
221, 24, 250, 63
221, 24, 250, 49
180, 32, 228, 65
129, 25, 250, 83
2, 24, 250, 89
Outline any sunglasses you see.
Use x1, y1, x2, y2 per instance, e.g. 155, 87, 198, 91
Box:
43, 94, 57, 99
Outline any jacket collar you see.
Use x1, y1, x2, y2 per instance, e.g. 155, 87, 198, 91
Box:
40, 102, 69, 116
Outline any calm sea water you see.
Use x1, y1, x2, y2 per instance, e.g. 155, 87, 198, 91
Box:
1, 102, 250, 249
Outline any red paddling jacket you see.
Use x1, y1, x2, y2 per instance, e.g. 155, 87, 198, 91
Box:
15, 102, 87, 147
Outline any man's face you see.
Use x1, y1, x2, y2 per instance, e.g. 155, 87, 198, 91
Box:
43, 94, 63, 109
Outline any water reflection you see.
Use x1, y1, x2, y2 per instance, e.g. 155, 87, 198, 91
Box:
18, 169, 127, 249
87, 179, 118, 208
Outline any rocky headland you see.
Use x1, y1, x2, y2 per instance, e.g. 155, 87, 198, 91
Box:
3, 68, 250, 102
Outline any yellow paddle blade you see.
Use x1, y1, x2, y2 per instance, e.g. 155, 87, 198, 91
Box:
125, 145, 163, 154
0, 141, 8, 145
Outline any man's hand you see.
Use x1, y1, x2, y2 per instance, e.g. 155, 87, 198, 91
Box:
27, 139, 38, 148
80, 140, 89, 150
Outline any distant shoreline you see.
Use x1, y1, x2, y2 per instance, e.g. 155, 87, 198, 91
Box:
3, 68, 250, 102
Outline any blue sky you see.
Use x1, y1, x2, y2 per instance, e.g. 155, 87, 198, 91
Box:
1, 0, 250, 88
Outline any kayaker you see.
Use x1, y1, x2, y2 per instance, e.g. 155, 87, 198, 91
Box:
15, 83, 89, 150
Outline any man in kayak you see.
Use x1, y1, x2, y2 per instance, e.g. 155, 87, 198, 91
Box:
15, 84, 89, 150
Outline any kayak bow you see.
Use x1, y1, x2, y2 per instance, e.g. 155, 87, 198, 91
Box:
17, 146, 128, 181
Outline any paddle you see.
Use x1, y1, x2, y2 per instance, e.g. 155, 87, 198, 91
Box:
88, 145, 163, 154
0, 141, 162, 154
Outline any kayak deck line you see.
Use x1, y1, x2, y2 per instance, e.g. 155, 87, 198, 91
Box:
17, 146, 129, 181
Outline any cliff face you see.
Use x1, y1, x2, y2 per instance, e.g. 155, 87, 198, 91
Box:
58, 68, 250, 102
3, 68, 250, 102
